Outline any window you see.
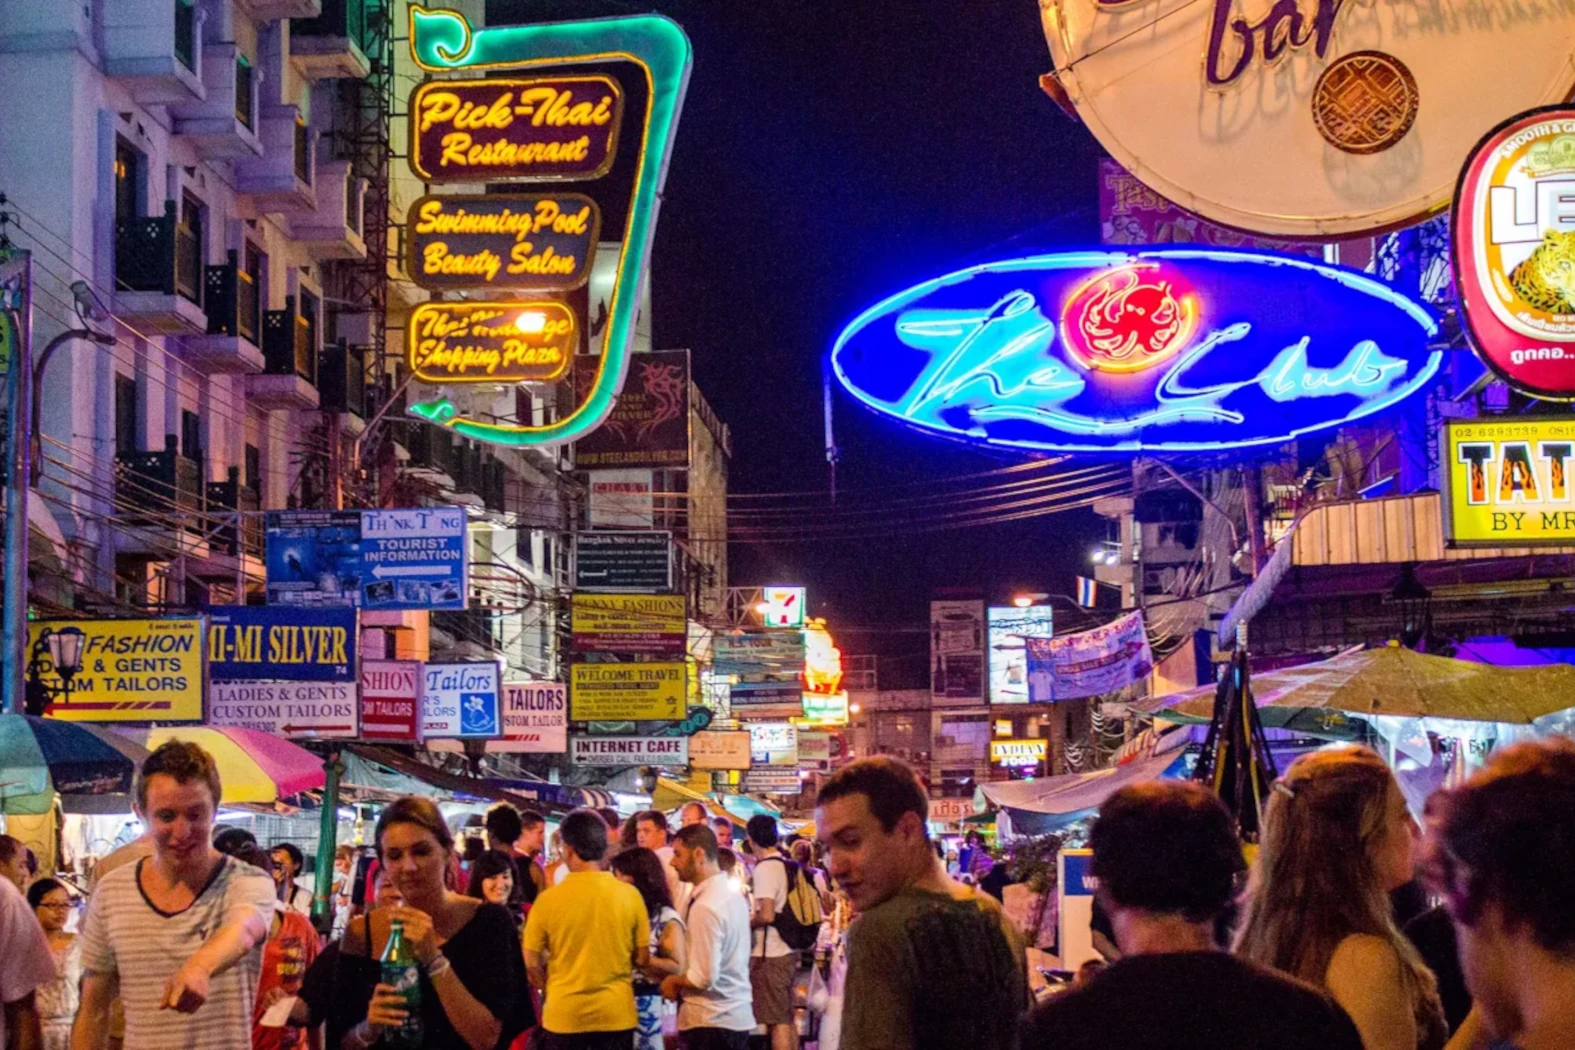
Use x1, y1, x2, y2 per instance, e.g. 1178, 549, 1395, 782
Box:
235, 56, 254, 129
114, 138, 141, 228
180, 409, 202, 464
244, 444, 260, 491
176, 192, 204, 305
114, 375, 138, 457
293, 117, 311, 185
174, 0, 196, 71
239, 242, 263, 342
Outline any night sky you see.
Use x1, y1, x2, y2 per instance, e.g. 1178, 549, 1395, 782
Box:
489, 0, 1110, 683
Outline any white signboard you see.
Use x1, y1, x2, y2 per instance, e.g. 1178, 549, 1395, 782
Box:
742, 767, 803, 793
749, 722, 799, 766
988, 606, 1055, 705
570, 735, 689, 766
1039, 0, 1575, 236
690, 730, 753, 771
421, 661, 502, 739
209, 681, 358, 739
493, 682, 568, 753
587, 470, 655, 528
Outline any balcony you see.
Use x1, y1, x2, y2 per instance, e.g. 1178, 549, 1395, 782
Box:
237, 0, 321, 19
115, 436, 204, 527
245, 295, 320, 410
114, 201, 207, 334
102, 0, 206, 105
289, 159, 367, 259
175, 254, 265, 374
205, 468, 263, 558
170, 43, 262, 159
318, 341, 367, 418
290, 0, 372, 80
233, 105, 315, 213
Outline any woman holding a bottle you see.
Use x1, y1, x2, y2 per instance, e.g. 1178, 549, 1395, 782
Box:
332, 796, 534, 1049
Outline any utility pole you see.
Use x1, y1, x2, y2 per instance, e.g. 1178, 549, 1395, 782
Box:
1, 248, 32, 714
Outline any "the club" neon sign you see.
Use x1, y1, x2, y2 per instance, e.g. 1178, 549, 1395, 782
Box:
830, 249, 1441, 453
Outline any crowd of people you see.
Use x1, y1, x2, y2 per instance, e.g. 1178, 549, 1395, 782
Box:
0, 737, 1571, 1050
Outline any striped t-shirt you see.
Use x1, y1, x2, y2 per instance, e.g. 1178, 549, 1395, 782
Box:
80, 854, 276, 1049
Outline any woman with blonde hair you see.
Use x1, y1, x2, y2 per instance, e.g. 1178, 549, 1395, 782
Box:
1235, 745, 1447, 1050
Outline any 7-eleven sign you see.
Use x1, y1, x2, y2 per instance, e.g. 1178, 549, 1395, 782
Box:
761, 587, 806, 629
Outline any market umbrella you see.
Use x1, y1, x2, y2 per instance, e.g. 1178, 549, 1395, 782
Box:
0, 715, 150, 815
1148, 645, 1575, 726
114, 727, 325, 803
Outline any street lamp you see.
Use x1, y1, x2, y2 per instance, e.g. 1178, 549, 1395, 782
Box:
1013, 592, 1048, 608
23, 625, 86, 716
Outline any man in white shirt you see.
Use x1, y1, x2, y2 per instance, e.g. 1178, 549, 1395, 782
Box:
636, 809, 690, 912
0, 873, 56, 1050
746, 815, 798, 1050
270, 843, 312, 914
662, 824, 755, 1050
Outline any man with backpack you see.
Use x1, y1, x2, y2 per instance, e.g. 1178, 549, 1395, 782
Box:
746, 815, 821, 1050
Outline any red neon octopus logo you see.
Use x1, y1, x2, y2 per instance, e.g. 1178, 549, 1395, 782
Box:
1060, 263, 1198, 374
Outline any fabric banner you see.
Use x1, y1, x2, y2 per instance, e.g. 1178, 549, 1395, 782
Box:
1026, 611, 1154, 702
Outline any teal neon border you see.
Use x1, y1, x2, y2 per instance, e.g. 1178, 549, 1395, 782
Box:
406, 7, 693, 448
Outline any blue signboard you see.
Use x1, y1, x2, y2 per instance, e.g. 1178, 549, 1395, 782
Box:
265, 508, 468, 610
265, 511, 362, 606
422, 661, 501, 739
207, 607, 357, 683
831, 249, 1442, 453
1062, 850, 1096, 897
360, 508, 468, 611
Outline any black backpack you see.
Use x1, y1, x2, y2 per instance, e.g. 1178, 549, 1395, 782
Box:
758, 855, 824, 950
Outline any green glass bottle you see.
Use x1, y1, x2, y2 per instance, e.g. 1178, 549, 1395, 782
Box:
380, 918, 424, 1049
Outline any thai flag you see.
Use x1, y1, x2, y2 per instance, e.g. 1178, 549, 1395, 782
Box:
1076, 576, 1099, 607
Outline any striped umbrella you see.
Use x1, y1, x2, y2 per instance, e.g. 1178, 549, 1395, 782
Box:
114, 727, 326, 803
0, 715, 149, 815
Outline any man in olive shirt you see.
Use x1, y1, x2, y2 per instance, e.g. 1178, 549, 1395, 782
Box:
815, 757, 1027, 1050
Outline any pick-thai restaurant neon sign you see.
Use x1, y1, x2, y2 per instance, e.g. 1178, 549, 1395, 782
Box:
830, 250, 1440, 454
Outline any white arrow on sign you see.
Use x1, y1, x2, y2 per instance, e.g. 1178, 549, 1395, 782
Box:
371, 564, 450, 578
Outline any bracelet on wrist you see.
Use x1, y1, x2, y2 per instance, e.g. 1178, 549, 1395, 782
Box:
425, 953, 452, 979
352, 1021, 378, 1048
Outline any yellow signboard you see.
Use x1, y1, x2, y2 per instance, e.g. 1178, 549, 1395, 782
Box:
30, 619, 204, 722
991, 738, 1048, 764
570, 662, 686, 721
571, 594, 687, 656
1444, 418, 1575, 546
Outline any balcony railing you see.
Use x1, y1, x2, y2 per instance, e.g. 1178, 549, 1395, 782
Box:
203, 251, 260, 344
262, 295, 317, 383
318, 341, 367, 417
116, 436, 203, 523
407, 422, 458, 478
206, 468, 263, 557
116, 200, 202, 306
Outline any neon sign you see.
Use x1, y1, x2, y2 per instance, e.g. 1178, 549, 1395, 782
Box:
830, 249, 1441, 453
408, 77, 623, 183
407, 194, 599, 292
404, 7, 691, 449
407, 301, 575, 384
1454, 107, 1575, 400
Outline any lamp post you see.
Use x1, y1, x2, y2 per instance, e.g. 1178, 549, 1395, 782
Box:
24, 624, 86, 716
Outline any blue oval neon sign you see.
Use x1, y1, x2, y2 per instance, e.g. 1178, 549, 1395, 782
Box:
830, 250, 1442, 453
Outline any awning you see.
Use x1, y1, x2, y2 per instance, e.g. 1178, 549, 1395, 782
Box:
1141, 645, 1575, 726
980, 749, 1189, 820
345, 746, 582, 817
653, 777, 746, 826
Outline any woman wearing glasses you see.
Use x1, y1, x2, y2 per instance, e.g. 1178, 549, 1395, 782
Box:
27, 877, 80, 1050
